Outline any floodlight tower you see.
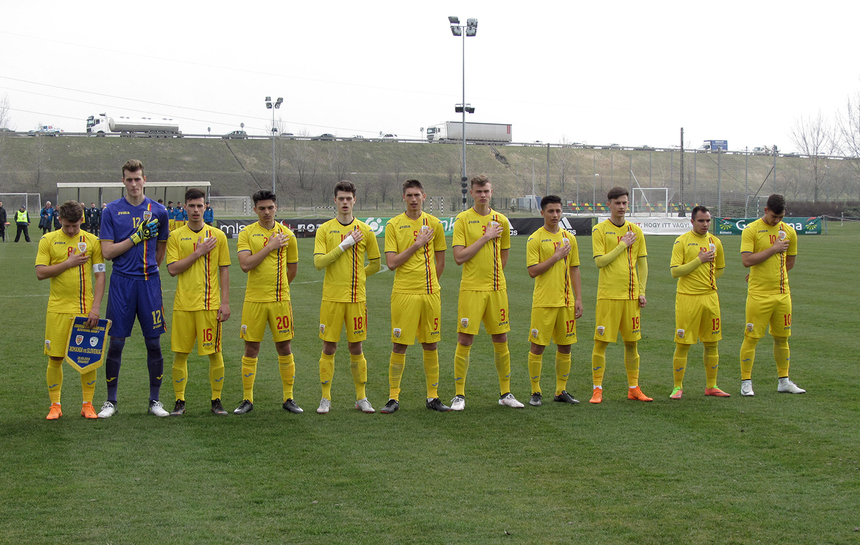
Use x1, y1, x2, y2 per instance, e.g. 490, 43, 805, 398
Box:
449, 16, 477, 210
265, 96, 283, 194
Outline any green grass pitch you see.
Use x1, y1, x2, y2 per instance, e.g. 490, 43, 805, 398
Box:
0, 221, 858, 544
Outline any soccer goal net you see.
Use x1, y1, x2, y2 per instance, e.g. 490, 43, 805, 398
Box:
0, 193, 42, 216
631, 188, 673, 216
210, 196, 253, 217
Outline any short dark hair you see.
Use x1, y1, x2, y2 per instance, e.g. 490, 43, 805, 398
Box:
252, 190, 276, 205
691, 205, 710, 219
57, 200, 84, 222
540, 195, 562, 210
470, 174, 490, 188
402, 179, 423, 193
185, 188, 206, 202
334, 180, 356, 197
122, 159, 144, 177
607, 186, 628, 201
766, 194, 786, 214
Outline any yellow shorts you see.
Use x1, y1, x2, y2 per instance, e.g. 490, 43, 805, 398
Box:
319, 301, 367, 343
674, 292, 722, 344
391, 292, 441, 345
594, 299, 641, 343
44, 313, 80, 358
529, 306, 577, 346
240, 300, 294, 343
172, 310, 222, 355
744, 292, 792, 338
457, 290, 510, 336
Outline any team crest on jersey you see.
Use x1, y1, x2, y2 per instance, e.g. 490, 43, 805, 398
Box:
460, 318, 469, 328
676, 329, 685, 339
746, 323, 755, 333
597, 325, 605, 336
78, 242, 87, 253
531, 328, 539, 339
75, 334, 84, 345
393, 328, 401, 338
320, 324, 326, 334
143, 210, 153, 222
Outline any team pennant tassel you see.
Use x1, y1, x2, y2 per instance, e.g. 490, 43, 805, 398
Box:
65, 317, 112, 373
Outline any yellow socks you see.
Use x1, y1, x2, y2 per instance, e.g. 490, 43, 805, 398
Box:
241, 356, 258, 403
423, 349, 440, 399
172, 352, 190, 400
672, 343, 690, 389
388, 352, 406, 400
774, 337, 790, 378
319, 352, 334, 400
740, 337, 759, 381
493, 342, 511, 395
591, 341, 608, 387
555, 351, 571, 396
703, 342, 719, 389
624, 341, 640, 388
528, 351, 542, 394
278, 354, 295, 401
350, 353, 368, 400
47, 357, 63, 404
454, 343, 471, 396
209, 352, 225, 400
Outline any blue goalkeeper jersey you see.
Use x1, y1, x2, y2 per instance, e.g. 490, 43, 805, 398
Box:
100, 196, 169, 278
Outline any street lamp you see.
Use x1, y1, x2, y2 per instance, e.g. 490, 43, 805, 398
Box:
265, 96, 283, 195
449, 16, 477, 210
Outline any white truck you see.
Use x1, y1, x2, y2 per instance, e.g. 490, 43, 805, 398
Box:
426, 122, 512, 143
86, 114, 181, 137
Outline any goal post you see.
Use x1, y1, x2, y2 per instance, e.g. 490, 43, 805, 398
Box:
631, 187, 673, 217
0, 193, 41, 216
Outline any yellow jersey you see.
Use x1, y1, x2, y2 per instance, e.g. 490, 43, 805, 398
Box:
314, 217, 381, 303
527, 226, 579, 308
671, 230, 725, 295
384, 212, 446, 295
452, 207, 510, 292
237, 221, 298, 303
36, 229, 103, 314
741, 218, 797, 296
166, 224, 231, 311
592, 219, 647, 300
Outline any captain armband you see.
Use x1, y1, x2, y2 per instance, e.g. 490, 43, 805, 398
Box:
93, 263, 106, 273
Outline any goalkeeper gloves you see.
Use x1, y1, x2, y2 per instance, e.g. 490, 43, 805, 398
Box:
130, 218, 159, 245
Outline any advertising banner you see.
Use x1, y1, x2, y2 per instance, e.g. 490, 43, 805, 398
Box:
217, 216, 595, 238
716, 217, 822, 235
65, 317, 112, 373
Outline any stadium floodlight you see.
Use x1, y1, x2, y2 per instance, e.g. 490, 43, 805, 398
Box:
448, 15, 479, 210
264, 96, 284, 194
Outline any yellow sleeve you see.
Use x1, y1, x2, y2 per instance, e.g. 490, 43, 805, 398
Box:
637, 256, 648, 295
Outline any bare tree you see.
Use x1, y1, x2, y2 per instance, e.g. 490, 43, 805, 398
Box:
0, 94, 11, 129
789, 112, 835, 202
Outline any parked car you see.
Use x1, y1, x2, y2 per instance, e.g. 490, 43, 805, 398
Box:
313, 133, 336, 141
280, 132, 295, 139
223, 130, 248, 139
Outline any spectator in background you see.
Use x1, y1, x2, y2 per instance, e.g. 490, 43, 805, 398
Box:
87, 202, 101, 236
203, 202, 214, 226
40, 201, 54, 234
0, 200, 7, 241
15, 204, 31, 242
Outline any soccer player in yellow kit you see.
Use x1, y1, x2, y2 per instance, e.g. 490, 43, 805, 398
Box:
526, 195, 583, 407
382, 179, 451, 413
669, 205, 730, 399
314, 180, 381, 414
451, 175, 524, 411
234, 190, 303, 415
590, 186, 652, 404
739, 194, 805, 396
36, 201, 105, 420
165, 188, 231, 416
